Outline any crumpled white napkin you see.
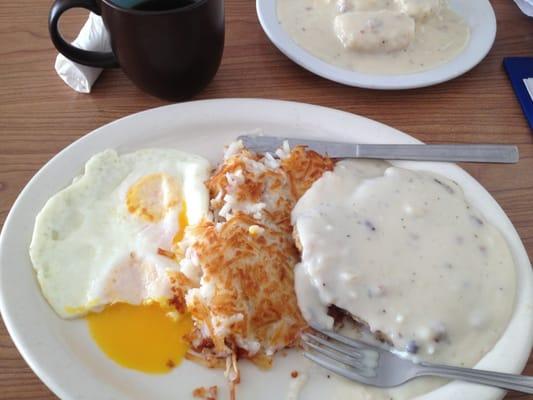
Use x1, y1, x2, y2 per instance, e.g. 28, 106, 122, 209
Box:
514, 0, 533, 17
54, 12, 111, 93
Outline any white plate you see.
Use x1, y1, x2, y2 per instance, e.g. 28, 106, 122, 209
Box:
0, 99, 531, 400
256, 0, 496, 89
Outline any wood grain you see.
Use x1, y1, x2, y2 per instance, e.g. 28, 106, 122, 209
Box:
0, 0, 532, 398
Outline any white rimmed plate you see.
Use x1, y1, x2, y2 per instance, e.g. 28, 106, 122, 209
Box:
0, 99, 531, 400
256, 0, 496, 89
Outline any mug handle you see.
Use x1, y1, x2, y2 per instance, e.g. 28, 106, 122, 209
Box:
49, 0, 119, 68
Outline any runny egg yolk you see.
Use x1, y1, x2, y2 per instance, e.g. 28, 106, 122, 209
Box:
173, 201, 188, 245
87, 303, 193, 373
126, 173, 181, 222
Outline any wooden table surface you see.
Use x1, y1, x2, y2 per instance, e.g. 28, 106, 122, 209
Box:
0, 0, 532, 398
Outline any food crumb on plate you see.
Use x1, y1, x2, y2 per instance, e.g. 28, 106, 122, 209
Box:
193, 385, 218, 400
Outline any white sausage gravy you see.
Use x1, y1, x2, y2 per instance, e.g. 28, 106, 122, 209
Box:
292, 160, 516, 398
277, 0, 470, 74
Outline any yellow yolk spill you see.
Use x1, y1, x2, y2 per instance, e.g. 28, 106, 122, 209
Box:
87, 303, 192, 373
173, 201, 188, 245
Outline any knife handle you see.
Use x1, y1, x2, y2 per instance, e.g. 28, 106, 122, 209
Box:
356, 144, 519, 163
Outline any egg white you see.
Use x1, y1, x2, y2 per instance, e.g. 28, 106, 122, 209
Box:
30, 149, 211, 318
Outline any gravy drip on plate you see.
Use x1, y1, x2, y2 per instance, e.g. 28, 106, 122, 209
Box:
292, 160, 516, 396
277, 0, 470, 75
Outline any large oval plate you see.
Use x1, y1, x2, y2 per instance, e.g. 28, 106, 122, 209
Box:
257, 0, 496, 89
0, 99, 531, 400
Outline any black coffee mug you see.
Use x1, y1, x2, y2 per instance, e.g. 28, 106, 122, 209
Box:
49, 0, 224, 101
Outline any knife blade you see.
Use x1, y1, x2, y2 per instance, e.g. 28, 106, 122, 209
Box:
237, 135, 519, 164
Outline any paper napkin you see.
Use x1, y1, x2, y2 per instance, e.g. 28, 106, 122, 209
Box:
54, 13, 111, 93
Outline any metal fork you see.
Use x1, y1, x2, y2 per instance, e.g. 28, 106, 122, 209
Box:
302, 327, 533, 394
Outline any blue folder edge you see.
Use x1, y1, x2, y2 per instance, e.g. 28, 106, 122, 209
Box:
503, 57, 533, 131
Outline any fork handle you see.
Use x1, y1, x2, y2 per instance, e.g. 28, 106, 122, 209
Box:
416, 363, 533, 394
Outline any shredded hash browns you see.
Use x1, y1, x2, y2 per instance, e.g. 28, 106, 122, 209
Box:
169, 141, 332, 398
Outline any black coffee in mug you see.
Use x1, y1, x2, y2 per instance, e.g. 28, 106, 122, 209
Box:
132, 0, 198, 11
111, 0, 198, 11
49, 0, 224, 101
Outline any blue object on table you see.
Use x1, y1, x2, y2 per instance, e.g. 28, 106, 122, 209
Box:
503, 57, 533, 131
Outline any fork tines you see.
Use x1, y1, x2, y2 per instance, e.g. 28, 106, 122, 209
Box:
301, 328, 379, 381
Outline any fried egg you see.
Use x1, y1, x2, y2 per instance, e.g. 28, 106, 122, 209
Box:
30, 148, 210, 318
30, 148, 210, 372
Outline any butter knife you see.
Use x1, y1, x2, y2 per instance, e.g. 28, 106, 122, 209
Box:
237, 135, 519, 164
